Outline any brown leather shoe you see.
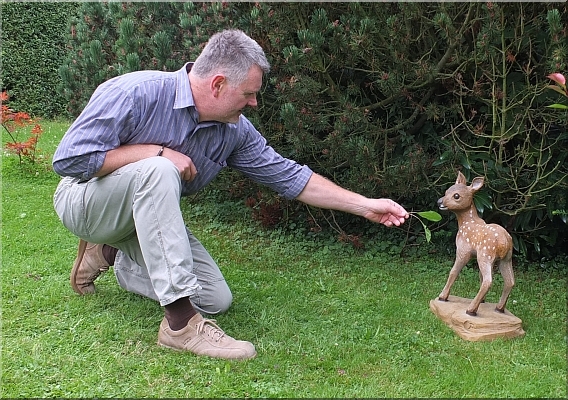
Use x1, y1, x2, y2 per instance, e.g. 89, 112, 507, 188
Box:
70, 240, 110, 295
157, 313, 257, 360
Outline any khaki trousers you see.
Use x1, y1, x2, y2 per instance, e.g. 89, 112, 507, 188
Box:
53, 157, 232, 314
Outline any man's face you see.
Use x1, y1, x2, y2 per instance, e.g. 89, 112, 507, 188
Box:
216, 65, 263, 124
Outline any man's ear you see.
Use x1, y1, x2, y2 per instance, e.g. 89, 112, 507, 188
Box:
211, 75, 226, 97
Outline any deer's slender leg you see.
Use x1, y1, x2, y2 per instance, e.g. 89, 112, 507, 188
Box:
478, 268, 486, 303
438, 255, 470, 302
466, 261, 493, 315
496, 253, 514, 313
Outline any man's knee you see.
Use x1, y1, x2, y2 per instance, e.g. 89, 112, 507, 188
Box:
210, 289, 233, 315
193, 281, 233, 315
140, 156, 180, 182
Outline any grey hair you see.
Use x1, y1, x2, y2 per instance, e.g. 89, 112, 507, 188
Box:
191, 29, 270, 86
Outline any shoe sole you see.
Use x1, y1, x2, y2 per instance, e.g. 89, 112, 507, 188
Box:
157, 341, 257, 360
70, 239, 88, 295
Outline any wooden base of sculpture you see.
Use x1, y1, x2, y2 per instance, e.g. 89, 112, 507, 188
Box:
429, 295, 525, 342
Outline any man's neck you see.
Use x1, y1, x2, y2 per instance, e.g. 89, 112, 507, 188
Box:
187, 73, 208, 122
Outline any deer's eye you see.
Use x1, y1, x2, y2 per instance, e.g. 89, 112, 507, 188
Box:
453, 193, 460, 200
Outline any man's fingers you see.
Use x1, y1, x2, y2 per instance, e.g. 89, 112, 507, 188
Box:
182, 168, 196, 181
181, 163, 198, 181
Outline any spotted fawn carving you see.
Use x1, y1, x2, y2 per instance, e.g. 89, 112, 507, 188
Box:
437, 171, 515, 316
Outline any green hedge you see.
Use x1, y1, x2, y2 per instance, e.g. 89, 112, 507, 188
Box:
1, 2, 79, 118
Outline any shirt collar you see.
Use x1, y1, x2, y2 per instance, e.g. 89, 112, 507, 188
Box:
173, 62, 196, 110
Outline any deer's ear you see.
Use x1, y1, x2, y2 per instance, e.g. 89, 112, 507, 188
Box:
456, 171, 466, 185
470, 177, 484, 191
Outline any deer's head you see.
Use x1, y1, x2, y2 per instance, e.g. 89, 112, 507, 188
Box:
438, 171, 484, 212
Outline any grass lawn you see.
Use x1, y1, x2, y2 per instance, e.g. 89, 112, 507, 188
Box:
2, 121, 566, 397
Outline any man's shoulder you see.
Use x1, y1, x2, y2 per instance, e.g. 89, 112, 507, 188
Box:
102, 69, 177, 92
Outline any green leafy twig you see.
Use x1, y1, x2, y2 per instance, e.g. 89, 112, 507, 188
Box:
409, 211, 442, 243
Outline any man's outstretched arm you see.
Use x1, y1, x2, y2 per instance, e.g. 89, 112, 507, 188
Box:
295, 173, 409, 227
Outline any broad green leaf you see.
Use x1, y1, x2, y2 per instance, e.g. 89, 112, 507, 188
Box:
417, 211, 442, 222
474, 190, 493, 213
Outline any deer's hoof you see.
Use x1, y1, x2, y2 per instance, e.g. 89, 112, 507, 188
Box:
466, 310, 477, 316
438, 297, 448, 302
495, 307, 505, 313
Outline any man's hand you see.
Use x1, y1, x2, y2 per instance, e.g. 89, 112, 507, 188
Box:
360, 198, 409, 227
161, 147, 197, 181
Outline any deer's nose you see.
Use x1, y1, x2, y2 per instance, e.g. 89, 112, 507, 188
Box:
437, 198, 447, 210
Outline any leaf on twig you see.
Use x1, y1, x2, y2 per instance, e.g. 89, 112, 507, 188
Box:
409, 210, 442, 243
546, 103, 568, 110
546, 85, 567, 97
424, 226, 432, 243
417, 211, 442, 222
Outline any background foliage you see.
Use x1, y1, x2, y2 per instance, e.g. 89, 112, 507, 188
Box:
3, 2, 567, 258
0, 2, 78, 118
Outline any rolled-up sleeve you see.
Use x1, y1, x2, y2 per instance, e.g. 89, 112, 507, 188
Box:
52, 82, 136, 179
227, 119, 313, 200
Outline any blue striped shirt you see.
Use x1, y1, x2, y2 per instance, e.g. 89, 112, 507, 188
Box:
53, 63, 313, 199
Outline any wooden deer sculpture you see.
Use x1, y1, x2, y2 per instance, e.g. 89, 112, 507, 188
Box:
437, 171, 515, 316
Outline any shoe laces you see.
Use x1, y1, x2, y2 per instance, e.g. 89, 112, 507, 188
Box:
196, 318, 226, 342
